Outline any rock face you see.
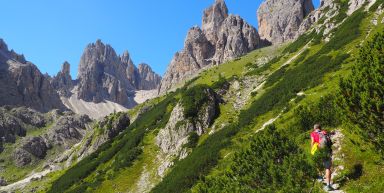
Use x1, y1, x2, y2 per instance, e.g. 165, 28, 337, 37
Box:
51, 61, 73, 97
46, 112, 92, 149
91, 112, 130, 150
13, 148, 32, 167
137, 63, 162, 90
156, 88, 219, 155
159, 0, 260, 93
257, 0, 315, 44
8, 110, 92, 167
0, 39, 66, 112
76, 40, 161, 107
0, 107, 46, 144
21, 136, 49, 159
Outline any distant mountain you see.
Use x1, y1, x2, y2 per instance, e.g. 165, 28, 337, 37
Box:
0, 39, 66, 112
75, 40, 161, 108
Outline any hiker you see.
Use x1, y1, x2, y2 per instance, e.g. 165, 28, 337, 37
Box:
310, 124, 334, 191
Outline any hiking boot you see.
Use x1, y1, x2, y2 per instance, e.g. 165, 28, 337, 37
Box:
324, 185, 334, 191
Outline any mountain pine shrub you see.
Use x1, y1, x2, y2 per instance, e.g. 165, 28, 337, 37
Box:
337, 32, 384, 155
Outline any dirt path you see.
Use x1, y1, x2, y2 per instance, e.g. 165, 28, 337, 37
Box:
324, 129, 346, 193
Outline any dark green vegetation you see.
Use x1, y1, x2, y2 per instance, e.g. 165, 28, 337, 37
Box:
194, 126, 316, 193
337, 32, 384, 155
295, 95, 341, 132
48, 94, 176, 193
181, 84, 212, 119
283, 30, 317, 54
151, 124, 238, 193
239, 52, 349, 127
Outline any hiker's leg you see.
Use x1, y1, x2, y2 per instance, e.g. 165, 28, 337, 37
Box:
324, 159, 332, 185
325, 168, 331, 185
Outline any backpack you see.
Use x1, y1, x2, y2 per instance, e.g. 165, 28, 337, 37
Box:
317, 131, 332, 149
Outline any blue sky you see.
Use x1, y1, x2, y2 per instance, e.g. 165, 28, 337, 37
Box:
0, 0, 320, 77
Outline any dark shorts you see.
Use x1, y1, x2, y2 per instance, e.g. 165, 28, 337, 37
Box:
324, 158, 332, 169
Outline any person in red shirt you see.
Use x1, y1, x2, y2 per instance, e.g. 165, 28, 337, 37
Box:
311, 124, 333, 191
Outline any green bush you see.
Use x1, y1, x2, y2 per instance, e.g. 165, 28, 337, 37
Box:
180, 84, 212, 119
336, 32, 384, 155
295, 95, 341, 132
193, 125, 316, 193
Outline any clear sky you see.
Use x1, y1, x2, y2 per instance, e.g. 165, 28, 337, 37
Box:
0, 0, 320, 78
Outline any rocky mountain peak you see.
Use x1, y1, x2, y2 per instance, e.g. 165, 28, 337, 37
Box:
120, 50, 132, 64
257, 0, 315, 44
61, 61, 71, 75
202, 0, 229, 43
137, 63, 162, 90
0, 38, 8, 51
51, 61, 73, 97
76, 39, 161, 107
159, 0, 261, 93
0, 38, 66, 112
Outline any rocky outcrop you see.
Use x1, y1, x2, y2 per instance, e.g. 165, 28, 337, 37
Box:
156, 88, 219, 155
7, 110, 91, 167
77, 112, 130, 159
91, 112, 130, 150
0, 39, 66, 112
0, 107, 49, 145
0, 177, 7, 186
13, 148, 32, 167
257, 0, 315, 44
0, 107, 25, 143
159, 0, 260, 93
21, 136, 49, 159
137, 63, 162, 90
76, 40, 161, 107
46, 112, 91, 149
51, 61, 73, 97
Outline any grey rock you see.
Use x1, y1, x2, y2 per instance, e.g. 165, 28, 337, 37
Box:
159, 0, 260, 93
10, 107, 46, 127
257, 0, 314, 44
79, 112, 130, 158
51, 61, 73, 97
13, 148, 32, 167
137, 63, 162, 90
213, 14, 260, 65
0, 177, 7, 186
159, 27, 215, 92
76, 40, 161, 107
21, 136, 48, 159
0, 38, 66, 112
46, 113, 91, 149
156, 88, 219, 155
202, 0, 228, 44
0, 108, 25, 143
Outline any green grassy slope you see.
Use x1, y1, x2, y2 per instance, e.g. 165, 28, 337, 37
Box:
43, 3, 384, 193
